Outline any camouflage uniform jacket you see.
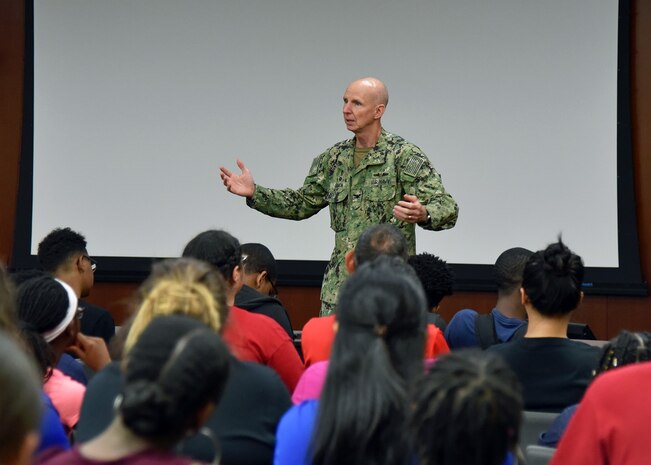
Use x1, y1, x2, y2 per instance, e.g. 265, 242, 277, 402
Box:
246, 130, 458, 309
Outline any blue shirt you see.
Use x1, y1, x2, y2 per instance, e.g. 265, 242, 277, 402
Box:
445, 308, 526, 349
37, 393, 70, 454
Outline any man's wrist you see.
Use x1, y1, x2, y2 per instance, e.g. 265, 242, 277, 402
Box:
418, 212, 432, 226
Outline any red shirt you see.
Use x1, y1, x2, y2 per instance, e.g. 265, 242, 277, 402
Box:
222, 306, 304, 391
301, 315, 449, 367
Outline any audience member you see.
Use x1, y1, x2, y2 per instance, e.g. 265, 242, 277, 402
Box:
182, 230, 303, 391
549, 359, 651, 465
408, 252, 453, 332
488, 238, 600, 411
0, 329, 43, 465
76, 258, 291, 465
16, 276, 110, 432
446, 247, 532, 349
540, 330, 651, 447
37, 227, 115, 344
410, 350, 522, 465
300, 224, 448, 368
1, 264, 70, 454
38, 315, 231, 465
275, 256, 427, 465
234, 242, 293, 337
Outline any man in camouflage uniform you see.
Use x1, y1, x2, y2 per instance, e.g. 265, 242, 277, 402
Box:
220, 77, 458, 315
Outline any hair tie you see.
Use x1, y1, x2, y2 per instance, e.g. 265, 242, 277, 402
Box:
42, 279, 78, 343
374, 324, 388, 338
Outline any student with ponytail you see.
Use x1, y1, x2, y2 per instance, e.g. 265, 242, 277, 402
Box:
275, 255, 427, 465
38, 315, 231, 465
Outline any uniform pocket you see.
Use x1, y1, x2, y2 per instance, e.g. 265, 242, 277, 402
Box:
326, 183, 348, 231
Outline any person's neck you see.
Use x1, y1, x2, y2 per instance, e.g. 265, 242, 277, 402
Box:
354, 125, 382, 148
495, 291, 527, 320
79, 417, 155, 460
53, 270, 83, 298
524, 308, 571, 338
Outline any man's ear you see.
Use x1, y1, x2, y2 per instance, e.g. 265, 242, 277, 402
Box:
345, 250, 356, 273
255, 270, 268, 290
231, 264, 242, 286
520, 287, 529, 306
374, 104, 386, 119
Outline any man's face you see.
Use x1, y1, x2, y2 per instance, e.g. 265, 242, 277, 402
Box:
79, 252, 95, 297
342, 81, 383, 134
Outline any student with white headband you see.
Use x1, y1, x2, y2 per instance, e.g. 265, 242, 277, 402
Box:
16, 275, 111, 433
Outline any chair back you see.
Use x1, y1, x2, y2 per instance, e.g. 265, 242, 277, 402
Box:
520, 411, 559, 449
524, 445, 555, 465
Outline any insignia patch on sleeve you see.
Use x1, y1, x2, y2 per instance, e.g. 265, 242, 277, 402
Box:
404, 156, 424, 176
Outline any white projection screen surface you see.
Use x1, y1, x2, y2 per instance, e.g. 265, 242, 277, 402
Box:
16, 0, 644, 292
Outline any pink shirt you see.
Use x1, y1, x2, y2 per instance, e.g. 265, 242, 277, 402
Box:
43, 368, 86, 431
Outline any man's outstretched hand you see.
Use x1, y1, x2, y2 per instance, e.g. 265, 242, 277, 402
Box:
220, 159, 256, 198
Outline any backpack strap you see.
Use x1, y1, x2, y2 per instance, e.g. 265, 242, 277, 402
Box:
475, 313, 498, 349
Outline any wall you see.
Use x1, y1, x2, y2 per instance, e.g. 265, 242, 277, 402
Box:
1, 0, 650, 338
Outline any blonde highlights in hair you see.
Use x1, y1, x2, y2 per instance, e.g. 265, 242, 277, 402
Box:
125, 258, 228, 353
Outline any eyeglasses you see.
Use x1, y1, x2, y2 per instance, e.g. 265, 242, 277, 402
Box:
76, 306, 85, 320
82, 255, 97, 272
268, 277, 279, 298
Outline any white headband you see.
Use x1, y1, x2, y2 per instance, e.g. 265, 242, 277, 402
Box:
42, 279, 79, 343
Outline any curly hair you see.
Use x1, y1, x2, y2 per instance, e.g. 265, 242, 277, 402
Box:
408, 253, 454, 308
37, 227, 88, 272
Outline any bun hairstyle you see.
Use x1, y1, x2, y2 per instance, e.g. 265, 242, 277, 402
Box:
0, 330, 42, 464
310, 255, 427, 465
410, 350, 523, 465
521, 237, 584, 316
125, 258, 228, 353
16, 275, 75, 380
120, 315, 230, 443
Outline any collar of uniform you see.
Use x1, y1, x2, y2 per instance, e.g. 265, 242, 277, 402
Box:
351, 129, 388, 172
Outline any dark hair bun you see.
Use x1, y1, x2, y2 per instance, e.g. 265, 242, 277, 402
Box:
120, 380, 173, 437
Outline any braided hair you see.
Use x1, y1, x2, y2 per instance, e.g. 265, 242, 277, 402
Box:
125, 258, 228, 353
410, 350, 522, 465
595, 330, 651, 375
120, 315, 230, 445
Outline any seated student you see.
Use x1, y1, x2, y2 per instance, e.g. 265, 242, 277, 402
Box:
540, 330, 651, 447
275, 256, 426, 465
301, 224, 448, 368
549, 360, 651, 465
234, 243, 294, 338
183, 230, 304, 391
410, 350, 523, 465
16, 276, 111, 432
408, 252, 453, 332
0, 264, 69, 453
37, 227, 115, 345
38, 315, 231, 465
0, 329, 43, 465
488, 238, 600, 412
76, 258, 291, 465
446, 247, 532, 349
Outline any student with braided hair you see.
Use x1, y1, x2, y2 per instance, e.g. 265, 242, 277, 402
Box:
410, 350, 523, 465
275, 256, 427, 465
76, 258, 291, 465
488, 238, 600, 412
16, 276, 111, 432
38, 315, 231, 465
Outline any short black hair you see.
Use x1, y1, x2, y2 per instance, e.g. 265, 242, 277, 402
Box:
241, 243, 277, 283
408, 253, 454, 308
182, 230, 241, 282
354, 224, 408, 266
410, 350, 522, 465
522, 238, 584, 316
494, 247, 533, 294
37, 227, 88, 272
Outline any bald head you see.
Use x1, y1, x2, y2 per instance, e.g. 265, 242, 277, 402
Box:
348, 77, 389, 106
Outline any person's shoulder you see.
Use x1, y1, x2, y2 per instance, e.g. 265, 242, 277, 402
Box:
229, 359, 292, 403
303, 315, 336, 333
